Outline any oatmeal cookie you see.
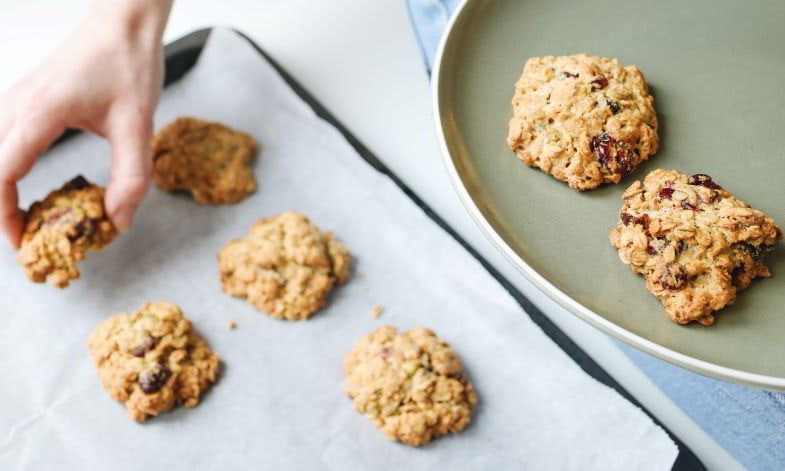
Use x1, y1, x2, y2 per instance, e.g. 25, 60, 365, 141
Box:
218, 211, 351, 320
344, 326, 477, 446
507, 54, 658, 190
17, 176, 117, 288
88, 302, 219, 421
152, 117, 258, 204
610, 169, 782, 325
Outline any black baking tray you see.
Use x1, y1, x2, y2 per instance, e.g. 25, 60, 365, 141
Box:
63, 27, 703, 470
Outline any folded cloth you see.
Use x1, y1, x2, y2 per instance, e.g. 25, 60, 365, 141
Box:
406, 1, 785, 470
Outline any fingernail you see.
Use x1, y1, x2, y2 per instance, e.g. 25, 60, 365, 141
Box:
112, 206, 134, 232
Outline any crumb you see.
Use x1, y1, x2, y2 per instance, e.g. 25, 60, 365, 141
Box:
370, 305, 384, 319
226, 320, 237, 330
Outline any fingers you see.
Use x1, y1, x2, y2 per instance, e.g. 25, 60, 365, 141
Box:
0, 117, 65, 248
104, 111, 153, 232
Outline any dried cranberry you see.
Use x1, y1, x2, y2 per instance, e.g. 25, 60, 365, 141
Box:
658, 187, 675, 200
737, 242, 772, 262
62, 176, 90, 192
620, 213, 649, 228
660, 263, 688, 290
607, 100, 622, 114
131, 337, 158, 357
563, 71, 579, 78
688, 174, 722, 190
615, 147, 635, 176
591, 75, 608, 90
591, 133, 613, 165
731, 264, 746, 283
68, 219, 96, 242
646, 246, 657, 256
681, 201, 698, 211
139, 364, 171, 394
591, 133, 637, 176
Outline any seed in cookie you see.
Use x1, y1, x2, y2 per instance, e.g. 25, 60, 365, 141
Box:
88, 302, 220, 421
218, 211, 351, 321
507, 54, 658, 190
152, 117, 258, 204
343, 326, 477, 446
17, 176, 117, 288
609, 169, 782, 325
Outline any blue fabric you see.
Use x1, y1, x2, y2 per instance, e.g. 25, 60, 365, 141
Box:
406, 1, 785, 469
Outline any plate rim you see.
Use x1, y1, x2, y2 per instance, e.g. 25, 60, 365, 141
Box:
431, 0, 785, 391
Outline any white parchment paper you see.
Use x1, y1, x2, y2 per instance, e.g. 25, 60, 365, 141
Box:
0, 29, 677, 470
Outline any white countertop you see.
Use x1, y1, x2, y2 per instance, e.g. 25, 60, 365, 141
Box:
0, 1, 739, 469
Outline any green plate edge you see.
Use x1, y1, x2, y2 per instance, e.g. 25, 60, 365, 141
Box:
433, 0, 785, 389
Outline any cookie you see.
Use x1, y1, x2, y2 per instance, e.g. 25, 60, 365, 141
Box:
610, 169, 782, 325
88, 302, 219, 421
152, 117, 258, 204
344, 326, 477, 446
17, 176, 117, 288
507, 54, 658, 190
218, 211, 351, 321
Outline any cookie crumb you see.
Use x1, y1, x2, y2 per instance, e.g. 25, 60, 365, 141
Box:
370, 305, 384, 319
226, 320, 237, 329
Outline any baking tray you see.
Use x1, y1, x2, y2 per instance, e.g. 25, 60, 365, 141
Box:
54, 27, 702, 470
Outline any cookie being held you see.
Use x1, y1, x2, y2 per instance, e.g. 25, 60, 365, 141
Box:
218, 211, 351, 321
17, 176, 117, 288
610, 169, 782, 325
344, 326, 477, 446
152, 117, 258, 204
507, 54, 658, 190
88, 302, 220, 421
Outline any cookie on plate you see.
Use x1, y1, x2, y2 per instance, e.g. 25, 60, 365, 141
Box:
610, 169, 782, 325
88, 302, 219, 421
507, 54, 658, 190
152, 117, 258, 204
344, 326, 477, 446
17, 176, 117, 288
218, 211, 351, 321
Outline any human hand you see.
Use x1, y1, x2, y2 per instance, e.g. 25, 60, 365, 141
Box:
0, 0, 173, 248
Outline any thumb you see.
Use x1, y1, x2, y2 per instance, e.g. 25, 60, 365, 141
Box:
104, 114, 153, 232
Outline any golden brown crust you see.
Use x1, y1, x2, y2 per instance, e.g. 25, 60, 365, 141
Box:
610, 169, 782, 325
218, 211, 351, 321
507, 54, 658, 190
17, 176, 117, 288
344, 326, 477, 446
152, 117, 258, 204
88, 302, 220, 421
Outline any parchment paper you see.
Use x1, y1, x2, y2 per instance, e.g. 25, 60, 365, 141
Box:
0, 29, 677, 470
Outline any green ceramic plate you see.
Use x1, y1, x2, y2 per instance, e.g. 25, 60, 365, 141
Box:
433, 0, 785, 389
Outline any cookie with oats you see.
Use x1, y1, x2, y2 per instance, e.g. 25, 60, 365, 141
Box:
610, 169, 782, 325
152, 117, 258, 204
88, 302, 220, 422
344, 326, 477, 446
218, 211, 351, 321
507, 54, 658, 190
17, 176, 117, 288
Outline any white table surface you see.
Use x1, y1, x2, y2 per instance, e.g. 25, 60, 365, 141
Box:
0, 1, 740, 469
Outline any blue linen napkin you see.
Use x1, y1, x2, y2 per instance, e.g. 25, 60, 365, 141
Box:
406, 1, 785, 469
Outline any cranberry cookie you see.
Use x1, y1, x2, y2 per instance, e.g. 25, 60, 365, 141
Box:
218, 211, 351, 321
152, 117, 258, 204
344, 326, 477, 446
17, 176, 117, 288
88, 302, 220, 421
610, 169, 782, 325
507, 54, 658, 190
